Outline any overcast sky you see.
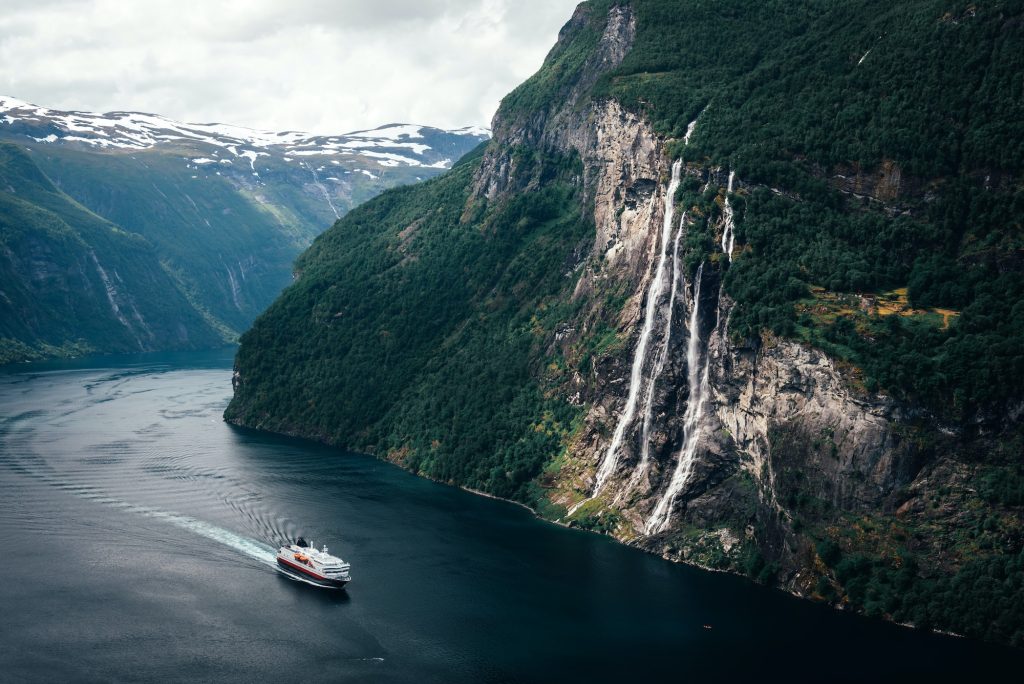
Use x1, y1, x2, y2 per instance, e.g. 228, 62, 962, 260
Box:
0, 0, 579, 134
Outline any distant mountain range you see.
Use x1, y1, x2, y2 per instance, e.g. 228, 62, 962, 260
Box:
0, 96, 488, 362
0, 95, 488, 177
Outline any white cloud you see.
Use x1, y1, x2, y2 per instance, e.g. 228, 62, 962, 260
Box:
0, 0, 579, 133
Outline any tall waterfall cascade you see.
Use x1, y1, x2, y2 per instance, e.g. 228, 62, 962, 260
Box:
588, 159, 684, 500
645, 261, 712, 534
572, 114, 734, 531
572, 114, 725, 519
635, 214, 686, 478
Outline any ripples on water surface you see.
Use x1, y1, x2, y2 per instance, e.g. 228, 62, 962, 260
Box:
0, 348, 1020, 683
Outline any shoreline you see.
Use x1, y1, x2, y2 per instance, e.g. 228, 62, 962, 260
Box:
227, 415, 976, 647
468, 479, 972, 643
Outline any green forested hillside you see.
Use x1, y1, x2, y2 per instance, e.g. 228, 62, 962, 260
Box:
227, 0, 1024, 644
0, 143, 225, 361
228, 145, 589, 502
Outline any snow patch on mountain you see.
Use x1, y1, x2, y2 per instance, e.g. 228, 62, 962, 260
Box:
0, 96, 490, 171
345, 124, 425, 141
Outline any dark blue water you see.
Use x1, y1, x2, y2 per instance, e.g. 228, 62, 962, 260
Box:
0, 349, 1020, 683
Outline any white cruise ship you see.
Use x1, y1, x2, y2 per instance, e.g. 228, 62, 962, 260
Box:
276, 537, 351, 588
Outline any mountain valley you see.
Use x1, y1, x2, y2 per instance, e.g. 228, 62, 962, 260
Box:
0, 96, 487, 361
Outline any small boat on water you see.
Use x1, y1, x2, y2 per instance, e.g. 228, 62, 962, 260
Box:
276, 537, 351, 588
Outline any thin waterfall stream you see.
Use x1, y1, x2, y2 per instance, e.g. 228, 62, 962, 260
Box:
646, 261, 712, 534
720, 171, 736, 263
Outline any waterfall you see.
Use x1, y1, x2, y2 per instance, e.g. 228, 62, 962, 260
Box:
88, 250, 149, 349
629, 115, 707, 489
226, 265, 242, 311
683, 119, 698, 145
645, 261, 712, 535
89, 251, 131, 331
682, 108, 705, 146
720, 171, 736, 263
302, 161, 341, 218
635, 214, 686, 476
589, 159, 684, 498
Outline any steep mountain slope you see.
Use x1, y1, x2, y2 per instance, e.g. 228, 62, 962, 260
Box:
227, 0, 1024, 645
0, 97, 488, 357
0, 143, 224, 361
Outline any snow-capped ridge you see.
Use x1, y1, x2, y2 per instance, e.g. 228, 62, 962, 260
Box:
0, 96, 490, 170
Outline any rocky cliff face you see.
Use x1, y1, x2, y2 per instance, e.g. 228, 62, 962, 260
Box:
465, 1, 961, 600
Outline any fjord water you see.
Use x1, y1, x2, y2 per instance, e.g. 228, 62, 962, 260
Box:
0, 351, 1019, 683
